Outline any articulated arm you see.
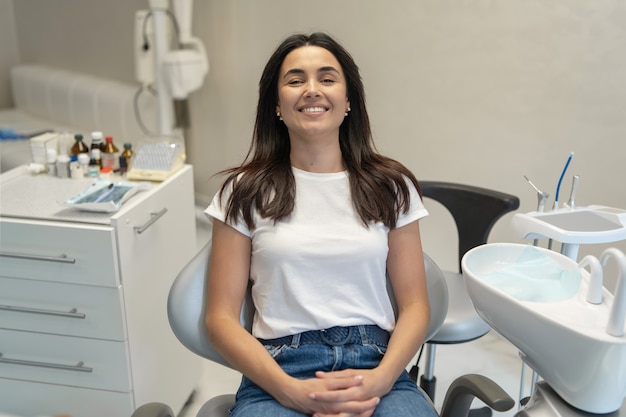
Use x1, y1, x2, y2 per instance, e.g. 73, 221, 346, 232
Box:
440, 374, 515, 417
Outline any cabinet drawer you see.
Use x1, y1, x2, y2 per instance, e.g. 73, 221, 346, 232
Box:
0, 328, 131, 391
113, 165, 196, 282
0, 220, 120, 287
0, 377, 133, 417
0, 276, 126, 340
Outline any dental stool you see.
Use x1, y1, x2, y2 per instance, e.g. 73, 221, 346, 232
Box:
412, 181, 520, 414
131, 241, 514, 417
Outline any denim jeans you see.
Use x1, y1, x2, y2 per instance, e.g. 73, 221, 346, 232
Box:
230, 325, 437, 417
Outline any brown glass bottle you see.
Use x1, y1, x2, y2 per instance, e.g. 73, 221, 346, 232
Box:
70, 134, 89, 157
119, 143, 133, 175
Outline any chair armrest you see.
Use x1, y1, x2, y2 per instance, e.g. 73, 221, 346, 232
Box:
440, 374, 515, 417
131, 403, 175, 417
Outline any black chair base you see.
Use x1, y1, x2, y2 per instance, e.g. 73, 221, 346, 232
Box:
420, 375, 437, 401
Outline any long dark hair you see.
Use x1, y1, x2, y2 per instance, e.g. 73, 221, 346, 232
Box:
218, 32, 421, 229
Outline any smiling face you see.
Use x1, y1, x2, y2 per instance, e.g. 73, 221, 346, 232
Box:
276, 46, 350, 144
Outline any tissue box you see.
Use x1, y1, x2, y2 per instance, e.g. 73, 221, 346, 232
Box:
30, 132, 59, 164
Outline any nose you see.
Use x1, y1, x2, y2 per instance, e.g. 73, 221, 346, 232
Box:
304, 79, 321, 97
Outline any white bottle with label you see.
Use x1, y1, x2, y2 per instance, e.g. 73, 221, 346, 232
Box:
46, 148, 57, 176
56, 154, 70, 178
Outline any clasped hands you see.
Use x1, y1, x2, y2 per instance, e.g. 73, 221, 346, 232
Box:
281, 368, 390, 417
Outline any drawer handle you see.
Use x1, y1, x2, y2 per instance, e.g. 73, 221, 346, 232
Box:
134, 208, 168, 235
0, 353, 93, 373
0, 251, 76, 264
0, 305, 86, 319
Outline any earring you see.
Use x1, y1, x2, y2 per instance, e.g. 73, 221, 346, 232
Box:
345, 107, 351, 117
277, 111, 283, 121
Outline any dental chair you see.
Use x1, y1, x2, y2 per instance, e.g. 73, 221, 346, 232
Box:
131, 241, 514, 417
412, 181, 520, 414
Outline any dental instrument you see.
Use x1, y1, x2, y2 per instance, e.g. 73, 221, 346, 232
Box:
601, 248, 626, 337
553, 151, 574, 211
94, 183, 115, 203
523, 175, 549, 248
566, 175, 579, 210
523, 175, 549, 213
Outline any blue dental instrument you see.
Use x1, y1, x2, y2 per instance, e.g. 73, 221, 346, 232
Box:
554, 151, 574, 210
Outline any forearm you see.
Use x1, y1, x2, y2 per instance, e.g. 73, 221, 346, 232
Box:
206, 314, 294, 401
376, 302, 430, 392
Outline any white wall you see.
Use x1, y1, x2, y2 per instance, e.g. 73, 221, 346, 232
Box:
5, 0, 626, 283
0, 0, 20, 108
190, 1, 626, 283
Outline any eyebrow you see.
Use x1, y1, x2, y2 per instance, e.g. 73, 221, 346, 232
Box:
282, 66, 341, 79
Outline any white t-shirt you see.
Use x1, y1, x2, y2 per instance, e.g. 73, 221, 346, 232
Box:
205, 167, 428, 339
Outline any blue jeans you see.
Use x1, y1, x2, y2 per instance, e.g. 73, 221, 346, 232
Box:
230, 325, 437, 417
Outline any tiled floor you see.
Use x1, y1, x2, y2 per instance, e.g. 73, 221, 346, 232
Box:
179, 330, 530, 417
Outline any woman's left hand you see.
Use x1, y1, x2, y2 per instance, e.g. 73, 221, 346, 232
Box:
309, 368, 392, 417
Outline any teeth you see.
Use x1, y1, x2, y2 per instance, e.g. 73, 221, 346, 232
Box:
301, 107, 326, 113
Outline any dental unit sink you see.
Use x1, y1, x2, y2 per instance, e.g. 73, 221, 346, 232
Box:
462, 243, 626, 414
511, 205, 626, 259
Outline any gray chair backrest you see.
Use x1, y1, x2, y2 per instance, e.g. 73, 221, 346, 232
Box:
168, 241, 448, 369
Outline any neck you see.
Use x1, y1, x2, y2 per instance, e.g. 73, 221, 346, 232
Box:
289, 138, 344, 173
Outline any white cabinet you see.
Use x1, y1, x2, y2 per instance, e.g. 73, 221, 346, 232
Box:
0, 165, 202, 417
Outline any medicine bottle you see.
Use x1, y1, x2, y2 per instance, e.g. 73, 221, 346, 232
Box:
119, 143, 133, 175
90, 131, 104, 147
102, 136, 120, 171
87, 157, 100, 178
46, 148, 58, 176
71, 134, 89, 156
56, 154, 71, 178
70, 161, 84, 179
91, 148, 102, 169
77, 153, 90, 176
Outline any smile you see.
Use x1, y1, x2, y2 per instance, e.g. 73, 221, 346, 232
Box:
300, 106, 328, 113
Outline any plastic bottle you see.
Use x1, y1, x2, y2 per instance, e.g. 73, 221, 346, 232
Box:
91, 148, 102, 169
70, 161, 84, 179
87, 157, 100, 178
119, 143, 133, 175
46, 148, 58, 176
70, 134, 89, 157
90, 131, 104, 167
78, 153, 90, 176
55, 135, 71, 178
56, 154, 70, 178
102, 136, 120, 171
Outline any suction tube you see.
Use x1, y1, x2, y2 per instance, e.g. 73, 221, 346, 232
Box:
553, 152, 574, 210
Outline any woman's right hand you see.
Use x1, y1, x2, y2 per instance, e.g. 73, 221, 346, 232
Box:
273, 374, 379, 417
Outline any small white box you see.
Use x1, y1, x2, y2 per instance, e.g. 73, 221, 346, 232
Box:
30, 132, 59, 164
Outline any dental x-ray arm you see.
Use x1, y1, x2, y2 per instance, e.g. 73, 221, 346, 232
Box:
140, 0, 209, 135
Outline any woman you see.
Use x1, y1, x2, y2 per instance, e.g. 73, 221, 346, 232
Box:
205, 32, 436, 417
